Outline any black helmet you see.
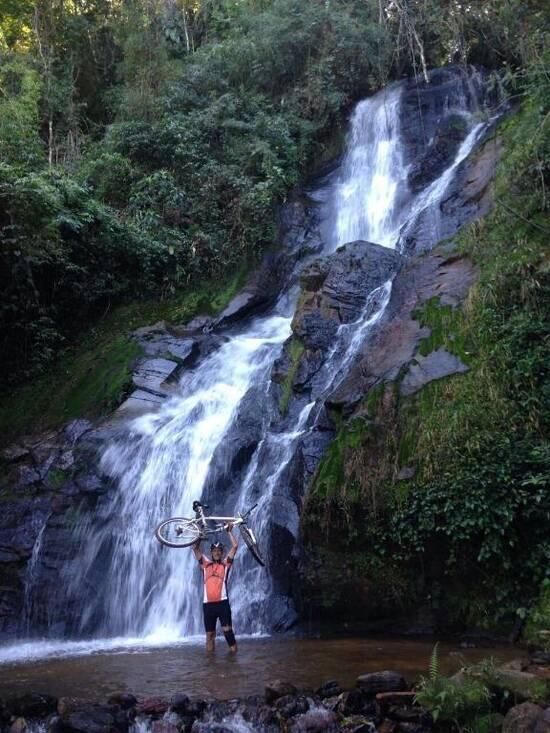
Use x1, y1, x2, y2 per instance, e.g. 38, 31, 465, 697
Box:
210, 541, 224, 552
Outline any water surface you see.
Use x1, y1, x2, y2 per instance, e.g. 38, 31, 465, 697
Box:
0, 637, 519, 700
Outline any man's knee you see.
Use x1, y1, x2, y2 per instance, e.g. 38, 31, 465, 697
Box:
222, 626, 236, 648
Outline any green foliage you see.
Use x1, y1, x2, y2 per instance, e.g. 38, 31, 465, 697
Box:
0, 163, 171, 384
524, 579, 550, 651
413, 296, 472, 362
279, 338, 305, 416
430, 643, 440, 682
0, 268, 247, 444
415, 672, 491, 728
309, 417, 370, 505
0, 54, 42, 165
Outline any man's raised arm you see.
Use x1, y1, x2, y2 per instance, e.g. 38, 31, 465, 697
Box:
226, 523, 238, 560
192, 539, 202, 563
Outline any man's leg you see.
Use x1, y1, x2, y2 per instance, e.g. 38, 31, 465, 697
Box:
220, 600, 237, 652
203, 603, 216, 652
206, 631, 215, 652
222, 625, 237, 653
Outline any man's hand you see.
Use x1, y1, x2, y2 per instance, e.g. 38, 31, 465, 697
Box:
226, 522, 234, 533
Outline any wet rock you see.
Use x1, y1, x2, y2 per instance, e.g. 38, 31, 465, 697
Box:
338, 689, 365, 715
152, 721, 179, 733
503, 703, 544, 733
216, 244, 299, 329
316, 680, 342, 699
107, 693, 137, 710
399, 347, 469, 396
289, 706, 339, 732
293, 241, 401, 351
136, 697, 170, 716
377, 720, 397, 733
133, 321, 199, 363
274, 694, 309, 718
408, 114, 469, 193
63, 420, 93, 446
375, 692, 418, 720
328, 246, 478, 409
60, 709, 116, 733
6, 692, 58, 718
356, 672, 407, 696
530, 650, 550, 666
169, 694, 190, 714
132, 357, 180, 396
339, 716, 375, 733
534, 708, 550, 733
494, 668, 549, 701
185, 700, 207, 718
399, 132, 503, 256
190, 725, 234, 733
265, 680, 298, 704
2, 444, 30, 463
9, 718, 28, 733
501, 659, 530, 673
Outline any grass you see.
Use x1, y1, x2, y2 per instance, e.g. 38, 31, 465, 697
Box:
309, 416, 369, 502
412, 296, 472, 362
0, 265, 249, 446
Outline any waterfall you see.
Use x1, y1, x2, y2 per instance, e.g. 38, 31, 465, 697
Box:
333, 87, 405, 248
7, 70, 499, 655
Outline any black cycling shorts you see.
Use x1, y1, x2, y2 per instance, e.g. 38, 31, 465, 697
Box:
203, 599, 232, 632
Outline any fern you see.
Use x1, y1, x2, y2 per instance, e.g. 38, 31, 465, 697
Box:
429, 642, 440, 682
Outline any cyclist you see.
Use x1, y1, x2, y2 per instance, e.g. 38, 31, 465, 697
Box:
192, 523, 238, 653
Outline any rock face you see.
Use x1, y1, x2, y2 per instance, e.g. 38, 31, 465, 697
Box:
293, 241, 402, 347
399, 347, 469, 396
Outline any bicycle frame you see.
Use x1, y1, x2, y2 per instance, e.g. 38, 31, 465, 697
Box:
194, 505, 245, 529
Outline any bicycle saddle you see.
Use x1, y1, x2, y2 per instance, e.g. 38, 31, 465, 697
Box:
192, 500, 209, 511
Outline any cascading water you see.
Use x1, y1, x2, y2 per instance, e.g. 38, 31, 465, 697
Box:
6, 69, 499, 657
333, 87, 405, 248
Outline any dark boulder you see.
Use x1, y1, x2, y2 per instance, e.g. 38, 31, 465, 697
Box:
288, 707, 339, 732
274, 695, 309, 718
316, 681, 342, 699
106, 693, 137, 710
169, 694, 190, 714
356, 672, 407, 696
503, 703, 545, 733
58, 705, 117, 733
135, 697, 170, 717
265, 680, 298, 704
5, 692, 58, 718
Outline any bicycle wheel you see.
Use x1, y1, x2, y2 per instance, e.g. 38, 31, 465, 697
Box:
239, 525, 265, 566
155, 517, 201, 548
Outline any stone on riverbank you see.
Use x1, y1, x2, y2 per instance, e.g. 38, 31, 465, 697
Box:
503, 703, 545, 733
356, 672, 408, 697
265, 680, 298, 704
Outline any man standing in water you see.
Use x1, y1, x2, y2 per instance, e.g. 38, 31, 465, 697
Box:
193, 524, 238, 653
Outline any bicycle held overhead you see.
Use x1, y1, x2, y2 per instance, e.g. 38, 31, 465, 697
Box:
155, 500, 265, 566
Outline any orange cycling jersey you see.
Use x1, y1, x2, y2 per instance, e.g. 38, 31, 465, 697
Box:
199, 555, 233, 603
